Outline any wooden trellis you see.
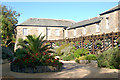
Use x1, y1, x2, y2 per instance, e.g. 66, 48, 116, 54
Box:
47, 32, 120, 54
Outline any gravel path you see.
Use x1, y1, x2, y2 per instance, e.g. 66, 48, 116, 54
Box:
1, 61, 119, 78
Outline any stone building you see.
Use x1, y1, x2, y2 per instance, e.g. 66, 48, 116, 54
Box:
15, 18, 75, 49
67, 5, 120, 38
15, 4, 120, 49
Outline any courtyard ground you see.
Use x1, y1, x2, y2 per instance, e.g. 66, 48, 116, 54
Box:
1, 61, 119, 79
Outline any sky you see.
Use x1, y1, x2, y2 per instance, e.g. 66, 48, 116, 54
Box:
1, 2, 119, 24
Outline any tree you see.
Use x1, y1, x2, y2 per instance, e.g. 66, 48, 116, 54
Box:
17, 34, 54, 58
1, 5, 20, 51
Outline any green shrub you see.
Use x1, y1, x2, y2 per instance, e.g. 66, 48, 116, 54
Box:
75, 58, 80, 63
14, 48, 28, 59
74, 48, 89, 58
62, 54, 75, 61
95, 40, 102, 48
86, 54, 97, 60
86, 54, 97, 63
97, 46, 120, 69
56, 43, 72, 56
2, 47, 14, 62
117, 37, 120, 44
78, 56, 86, 60
55, 42, 59, 46
75, 41, 79, 46
12, 34, 63, 68
84, 40, 90, 45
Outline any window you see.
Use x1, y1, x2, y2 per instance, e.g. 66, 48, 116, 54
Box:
65, 30, 68, 37
55, 29, 60, 36
83, 27, 86, 35
47, 29, 51, 36
23, 28, 28, 36
96, 23, 100, 32
106, 17, 109, 29
74, 29, 76, 36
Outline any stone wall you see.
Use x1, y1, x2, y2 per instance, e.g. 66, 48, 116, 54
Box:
118, 5, 120, 31
47, 27, 64, 40
15, 26, 65, 50
67, 10, 119, 38
100, 11, 119, 34
68, 29, 74, 38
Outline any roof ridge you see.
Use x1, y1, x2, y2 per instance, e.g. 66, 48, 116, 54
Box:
100, 5, 119, 15
29, 18, 75, 23
76, 17, 99, 23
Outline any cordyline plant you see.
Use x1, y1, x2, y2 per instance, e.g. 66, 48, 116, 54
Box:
17, 34, 54, 58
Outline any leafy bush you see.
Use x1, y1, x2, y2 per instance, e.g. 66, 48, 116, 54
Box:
14, 48, 28, 59
75, 58, 80, 63
86, 54, 97, 63
95, 40, 102, 48
56, 43, 72, 56
2, 47, 14, 62
59, 46, 76, 61
12, 34, 63, 68
62, 54, 74, 61
117, 37, 120, 44
75, 41, 80, 46
78, 56, 86, 60
84, 40, 90, 45
55, 42, 59, 46
86, 54, 97, 60
97, 46, 120, 69
74, 48, 89, 58
75, 56, 86, 64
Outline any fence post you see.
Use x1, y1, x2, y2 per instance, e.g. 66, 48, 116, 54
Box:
103, 33, 105, 51
92, 34, 95, 54
112, 32, 114, 48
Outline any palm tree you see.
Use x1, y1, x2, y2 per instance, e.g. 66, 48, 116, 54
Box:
17, 34, 54, 57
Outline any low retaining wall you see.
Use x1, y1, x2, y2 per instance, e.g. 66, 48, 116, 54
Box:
79, 60, 98, 67
10, 64, 62, 73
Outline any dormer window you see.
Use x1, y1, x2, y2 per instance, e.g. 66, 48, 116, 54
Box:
96, 23, 100, 32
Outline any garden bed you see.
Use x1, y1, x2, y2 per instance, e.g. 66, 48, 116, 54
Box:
10, 63, 62, 73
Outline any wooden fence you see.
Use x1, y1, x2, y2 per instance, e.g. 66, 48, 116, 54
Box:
47, 32, 120, 54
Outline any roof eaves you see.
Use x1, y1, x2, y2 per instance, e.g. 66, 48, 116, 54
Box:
68, 17, 102, 30
100, 5, 120, 15
68, 20, 101, 30
17, 24, 67, 28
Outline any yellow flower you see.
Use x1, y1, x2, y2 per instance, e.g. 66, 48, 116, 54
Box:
6, 45, 8, 47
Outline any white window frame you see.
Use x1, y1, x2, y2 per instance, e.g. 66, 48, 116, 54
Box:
47, 29, 51, 36
55, 29, 60, 36
74, 29, 76, 36
106, 17, 109, 29
23, 28, 28, 36
65, 30, 68, 38
96, 23, 100, 32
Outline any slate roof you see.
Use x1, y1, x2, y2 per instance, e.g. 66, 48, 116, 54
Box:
17, 18, 75, 27
100, 5, 120, 15
68, 17, 103, 30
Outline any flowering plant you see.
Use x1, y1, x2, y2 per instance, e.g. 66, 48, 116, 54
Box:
12, 34, 63, 68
